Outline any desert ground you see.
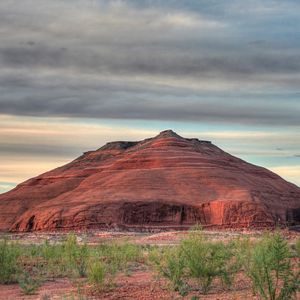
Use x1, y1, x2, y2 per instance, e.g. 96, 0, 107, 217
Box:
0, 229, 299, 300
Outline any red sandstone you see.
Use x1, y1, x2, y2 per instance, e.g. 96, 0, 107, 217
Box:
0, 130, 299, 232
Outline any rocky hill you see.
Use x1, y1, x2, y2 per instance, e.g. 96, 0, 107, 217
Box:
0, 130, 299, 231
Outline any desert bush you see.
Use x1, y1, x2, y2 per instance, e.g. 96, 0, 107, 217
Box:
244, 233, 299, 300
232, 237, 252, 269
18, 270, 41, 295
41, 240, 62, 261
41, 240, 66, 276
21, 236, 90, 279
149, 246, 188, 295
149, 230, 238, 295
87, 259, 114, 292
180, 231, 237, 294
294, 237, 300, 258
40, 294, 51, 300
95, 241, 142, 273
63, 234, 89, 277
0, 239, 21, 283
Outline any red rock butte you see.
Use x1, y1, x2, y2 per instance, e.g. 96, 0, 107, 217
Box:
0, 130, 300, 232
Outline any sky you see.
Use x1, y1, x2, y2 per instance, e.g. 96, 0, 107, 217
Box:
0, 0, 300, 193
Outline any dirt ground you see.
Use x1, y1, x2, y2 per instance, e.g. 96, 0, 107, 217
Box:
0, 270, 260, 300
0, 229, 299, 300
2, 228, 299, 246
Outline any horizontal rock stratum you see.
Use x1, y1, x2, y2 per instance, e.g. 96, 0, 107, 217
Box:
0, 130, 300, 232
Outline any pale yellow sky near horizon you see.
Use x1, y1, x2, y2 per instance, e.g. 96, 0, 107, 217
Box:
1, 114, 299, 194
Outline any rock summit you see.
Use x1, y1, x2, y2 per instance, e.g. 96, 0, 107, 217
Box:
0, 130, 299, 231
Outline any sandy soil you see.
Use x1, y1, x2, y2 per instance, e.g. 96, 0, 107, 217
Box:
0, 229, 299, 300
0, 278, 73, 300
0, 270, 261, 300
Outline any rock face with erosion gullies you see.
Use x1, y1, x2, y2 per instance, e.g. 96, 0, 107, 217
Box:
0, 130, 300, 232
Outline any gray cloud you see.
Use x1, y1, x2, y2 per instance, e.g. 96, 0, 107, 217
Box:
0, 84, 299, 125
0, 46, 67, 68
1, 45, 300, 77
0, 0, 299, 126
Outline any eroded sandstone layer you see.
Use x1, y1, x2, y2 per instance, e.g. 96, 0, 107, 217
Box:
0, 130, 299, 231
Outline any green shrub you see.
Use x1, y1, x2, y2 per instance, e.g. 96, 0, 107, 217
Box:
63, 234, 89, 277
0, 239, 21, 283
18, 270, 41, 295
95, 241, 142, 273
149, 246, 187, 294
38, 240, 67, 278
149, 230, 238, 295
294, 237, 300, 258
232, 237, 252, 269
41, 240, 61, 261
41, 294, 51, 300
245, 233, 299, 300
87, 260, 112, 292
180, 231, 236, 294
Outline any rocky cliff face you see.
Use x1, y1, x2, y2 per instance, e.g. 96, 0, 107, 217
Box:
0, 130, 299, 231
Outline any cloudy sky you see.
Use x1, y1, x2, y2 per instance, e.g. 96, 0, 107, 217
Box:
1, 0, 300, 193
